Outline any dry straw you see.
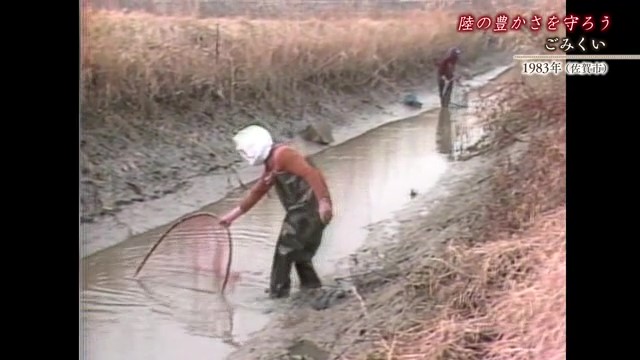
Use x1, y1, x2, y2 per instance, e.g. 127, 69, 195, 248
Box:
82, 9, 493, 120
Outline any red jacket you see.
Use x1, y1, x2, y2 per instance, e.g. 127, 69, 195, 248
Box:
437, 56, 458, 80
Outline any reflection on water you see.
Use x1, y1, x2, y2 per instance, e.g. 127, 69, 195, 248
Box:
135, 275, 240, 348
436, 107, 453, 157
437, 100, 492, 162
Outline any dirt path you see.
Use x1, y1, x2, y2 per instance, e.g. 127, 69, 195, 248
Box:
80, 51, 515, 256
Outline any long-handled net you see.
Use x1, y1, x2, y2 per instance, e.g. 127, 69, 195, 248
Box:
442, 77, 468, 109
134, 212, 234, 294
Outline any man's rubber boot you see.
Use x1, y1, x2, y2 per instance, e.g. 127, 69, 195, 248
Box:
296, 261, 322, 290
266, 285, 291, 299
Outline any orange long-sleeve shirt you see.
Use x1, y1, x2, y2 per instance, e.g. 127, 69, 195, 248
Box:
239, 145, 332, 213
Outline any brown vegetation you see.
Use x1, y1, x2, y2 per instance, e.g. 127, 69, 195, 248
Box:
82, 9, 496, 124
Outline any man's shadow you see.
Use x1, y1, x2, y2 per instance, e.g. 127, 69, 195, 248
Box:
436, 107, 454, 159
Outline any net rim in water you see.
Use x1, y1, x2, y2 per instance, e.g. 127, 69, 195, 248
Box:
133, 212, 234, 294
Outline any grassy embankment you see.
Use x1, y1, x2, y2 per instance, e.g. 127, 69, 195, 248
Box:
360, 72, 566, 360
81, 7, 515, 223
82, 9, 494, 125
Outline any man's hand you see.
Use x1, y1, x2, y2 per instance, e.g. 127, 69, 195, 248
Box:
318, 198, 333, 224
219, 207, 243, 227
443, 75, 462, 85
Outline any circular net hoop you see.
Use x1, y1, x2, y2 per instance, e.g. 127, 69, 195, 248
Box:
134, 212, 233, 293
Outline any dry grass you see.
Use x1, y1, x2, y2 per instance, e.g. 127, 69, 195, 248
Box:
388, 209, 565, 360
358, 73, 566, 360
82, 9, 497, 123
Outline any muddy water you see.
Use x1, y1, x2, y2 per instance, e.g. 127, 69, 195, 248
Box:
81, 65, 514, 360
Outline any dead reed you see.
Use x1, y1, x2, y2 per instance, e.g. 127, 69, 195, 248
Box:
82, 9, 493, 122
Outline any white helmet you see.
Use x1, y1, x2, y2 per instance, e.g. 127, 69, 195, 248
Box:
232, 125, 274, 166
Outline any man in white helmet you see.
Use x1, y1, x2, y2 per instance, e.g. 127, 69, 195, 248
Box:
219, 125, 334, 299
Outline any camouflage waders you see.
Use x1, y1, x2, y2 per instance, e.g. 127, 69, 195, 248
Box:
269, 206, 325, 298
267, 147, 326, 298
438, 76, 454, 107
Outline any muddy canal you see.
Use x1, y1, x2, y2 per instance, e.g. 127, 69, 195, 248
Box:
80, 65, 512, 360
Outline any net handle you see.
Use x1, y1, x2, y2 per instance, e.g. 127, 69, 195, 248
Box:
133, 212, 234, 294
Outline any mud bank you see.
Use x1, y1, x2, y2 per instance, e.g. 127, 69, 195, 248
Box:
226, 66, 566, 359
80, 51, 514, 256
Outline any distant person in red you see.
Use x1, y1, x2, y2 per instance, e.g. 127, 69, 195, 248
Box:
219, 125, 334, 299
436, 47, 462, 107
